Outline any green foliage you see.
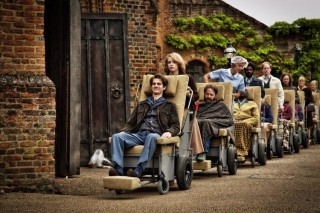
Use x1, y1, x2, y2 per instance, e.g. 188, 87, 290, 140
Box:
269, 18, 320, 82
166, 14, 282, 69
167, 14, 320, 82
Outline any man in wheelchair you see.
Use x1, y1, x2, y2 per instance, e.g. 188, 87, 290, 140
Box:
109, 74, 180, 177
196, 84, 234, 161
233, 91, 259, 158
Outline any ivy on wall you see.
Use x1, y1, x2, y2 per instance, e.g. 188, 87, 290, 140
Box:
165, 14, 286, 74
269, 18, 320, 82
166, 14, 320, 83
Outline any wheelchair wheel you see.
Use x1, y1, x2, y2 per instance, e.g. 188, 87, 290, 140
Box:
217, 163, 223, 177
293, 134, 300, 153
176, 156, 193, 190
266, 143, 273, 160
115, 189, 126, 195
302, 131, 308, 148
158, 178, 169, 195
250, 155, 255, 168
258, 142, 267, 165
316, 128, 320, 144
227, 147, 237, 175
276, 137, 284, 158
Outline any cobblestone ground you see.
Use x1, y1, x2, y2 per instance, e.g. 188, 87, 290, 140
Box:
1, 144, 320, 213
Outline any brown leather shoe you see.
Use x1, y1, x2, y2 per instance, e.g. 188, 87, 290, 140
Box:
127, 168, 141, 178
109, 167, 120, 176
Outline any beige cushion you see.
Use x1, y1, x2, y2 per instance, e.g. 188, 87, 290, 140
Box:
193, 160, 211, 170
125, 144, 174, 155
246, 86, 261, 128
265, 88, 279, 126
142, 75, 178, 97
103, 176, 140, 190
139, 75, 189, 130
197, 83, 225, 101
284, 90, 295, 123
196, 82, 233, 112
264, 95, 271, 105
297, 91, 305, 116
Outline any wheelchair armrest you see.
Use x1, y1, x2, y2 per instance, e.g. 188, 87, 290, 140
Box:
270, 125, 278, 129
289, 122, 295, 128
251, 127, 261, 133
218, 129, 228, 137
156, 136, 180, 145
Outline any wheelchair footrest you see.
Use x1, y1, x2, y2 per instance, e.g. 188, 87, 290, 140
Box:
193, 160, 211, 171
103, 176, 141, 190
237, 156, 246, 162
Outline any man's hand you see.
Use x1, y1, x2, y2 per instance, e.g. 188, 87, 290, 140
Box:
161, 132, 172, 138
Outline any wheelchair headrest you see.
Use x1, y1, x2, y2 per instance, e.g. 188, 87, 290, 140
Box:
197, 83, 225, 101
284, 90, 294, 103
264, 95, 271, 106
246, 87, 254, 101
142, 75, 178, 97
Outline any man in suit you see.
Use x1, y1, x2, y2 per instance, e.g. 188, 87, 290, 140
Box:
244, 62, 265, 98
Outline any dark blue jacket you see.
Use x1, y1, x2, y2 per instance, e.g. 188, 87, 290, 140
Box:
261, 103, 273, 123
244, 76, 265, 98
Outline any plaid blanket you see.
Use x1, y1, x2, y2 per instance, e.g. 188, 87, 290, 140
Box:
234, 121, 252, 156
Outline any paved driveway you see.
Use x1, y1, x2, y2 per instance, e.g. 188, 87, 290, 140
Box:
1, 145, 320, 212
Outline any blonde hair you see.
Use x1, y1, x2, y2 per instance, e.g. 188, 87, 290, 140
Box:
164, 52, 186, 74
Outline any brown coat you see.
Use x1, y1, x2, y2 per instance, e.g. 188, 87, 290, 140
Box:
122, 100, 180, 136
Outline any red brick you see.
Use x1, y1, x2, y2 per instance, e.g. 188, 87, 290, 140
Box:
0, 142, 11, 149
20, 141, 37, 147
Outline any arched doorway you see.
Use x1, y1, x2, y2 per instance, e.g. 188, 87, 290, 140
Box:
186, 60, 207, 83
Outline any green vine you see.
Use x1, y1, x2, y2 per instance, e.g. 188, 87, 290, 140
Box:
165, 14, 284, 73
269, 18, 320, 82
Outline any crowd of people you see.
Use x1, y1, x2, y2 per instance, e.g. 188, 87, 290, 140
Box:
107, 52, 319, 177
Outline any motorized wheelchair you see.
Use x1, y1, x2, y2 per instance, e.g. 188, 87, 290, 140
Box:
265, 88, 284, 158
311, 92, 320, 144
192, 82, 238, 177
297, 91, 308, 148
281, 90, 300, 154
235, 86, 267, 167
103, 74, 193, 195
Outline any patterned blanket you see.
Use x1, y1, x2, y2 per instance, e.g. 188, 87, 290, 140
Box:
196, 100, 234, 142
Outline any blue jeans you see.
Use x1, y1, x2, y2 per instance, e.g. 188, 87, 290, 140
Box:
204, 138, 210, 153
111, 131, 160, 170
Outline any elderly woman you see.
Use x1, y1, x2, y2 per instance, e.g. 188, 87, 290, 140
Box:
297, 76, 307, 91
233, 91, 259, 157
203, 56, 248, 100
195, 85, 234, 161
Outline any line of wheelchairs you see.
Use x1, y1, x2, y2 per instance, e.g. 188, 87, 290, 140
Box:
102, 74, 320, 195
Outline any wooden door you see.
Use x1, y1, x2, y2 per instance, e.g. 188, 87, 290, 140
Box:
80, 13, 130, 166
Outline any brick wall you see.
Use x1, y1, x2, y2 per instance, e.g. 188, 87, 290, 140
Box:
0, 75, 56, 191
0, 0, 46, 75
0, 1, 56, 191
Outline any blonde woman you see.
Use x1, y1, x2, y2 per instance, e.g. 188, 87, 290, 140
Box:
164, 52, 204, 160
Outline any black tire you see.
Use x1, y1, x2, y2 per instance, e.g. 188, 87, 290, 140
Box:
266, 143, 273, 160
227, 147, 237, 175
293, 134, 300, 153
276, 137, 284, 158
317, 128, 320, 144
217, 163, 223, 177
302, 130, 308, 148
258, 142, 267, 165
250, 155, 255, 168
115, 189, 126, 195
157, 178, 169, 195
176, 156, 193, 190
